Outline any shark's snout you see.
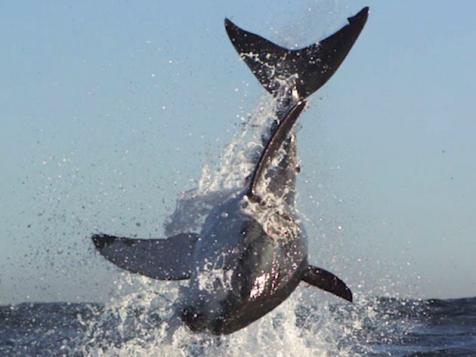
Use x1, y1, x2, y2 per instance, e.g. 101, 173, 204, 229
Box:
180, 306, 207, 332
180, 303, 228, 334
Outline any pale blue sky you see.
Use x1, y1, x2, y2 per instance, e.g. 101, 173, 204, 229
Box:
0, 1, 475, 303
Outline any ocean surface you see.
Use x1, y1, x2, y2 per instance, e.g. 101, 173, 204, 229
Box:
1, 295, 475, 356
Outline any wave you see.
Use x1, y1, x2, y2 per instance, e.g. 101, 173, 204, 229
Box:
1, 296, 475, 356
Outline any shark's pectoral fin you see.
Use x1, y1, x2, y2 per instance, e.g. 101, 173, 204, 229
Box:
301, 265, 353, 302
91, 232, 199, 280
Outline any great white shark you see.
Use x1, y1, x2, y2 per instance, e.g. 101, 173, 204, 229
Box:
92, 7, 369, 335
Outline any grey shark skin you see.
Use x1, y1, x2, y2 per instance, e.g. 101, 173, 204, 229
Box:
92, 7, 369, 335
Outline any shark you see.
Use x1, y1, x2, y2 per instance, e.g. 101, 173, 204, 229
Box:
92, 7, 369, 335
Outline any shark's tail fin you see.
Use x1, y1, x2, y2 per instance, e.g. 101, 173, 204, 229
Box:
225, 7, 368, 100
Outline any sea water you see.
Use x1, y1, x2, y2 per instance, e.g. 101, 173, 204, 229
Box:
1, 295, 476, 356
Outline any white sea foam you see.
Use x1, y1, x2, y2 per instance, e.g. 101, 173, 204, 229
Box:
80, 273, 414, 356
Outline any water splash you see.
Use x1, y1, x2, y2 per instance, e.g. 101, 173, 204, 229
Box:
75, 282, 428, 356
7, 295, 473, 356
163, 96, 278, 236
74, 92, 426, 355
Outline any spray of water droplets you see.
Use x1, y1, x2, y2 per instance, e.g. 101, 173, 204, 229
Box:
75, 95, 421, 356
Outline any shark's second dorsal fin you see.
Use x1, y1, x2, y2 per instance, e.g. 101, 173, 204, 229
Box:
247, 101, 306, 201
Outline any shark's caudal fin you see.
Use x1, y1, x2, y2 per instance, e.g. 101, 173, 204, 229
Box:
225, 7, 368, 99
91, 233, 199, 280
301, 265, 353, 302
